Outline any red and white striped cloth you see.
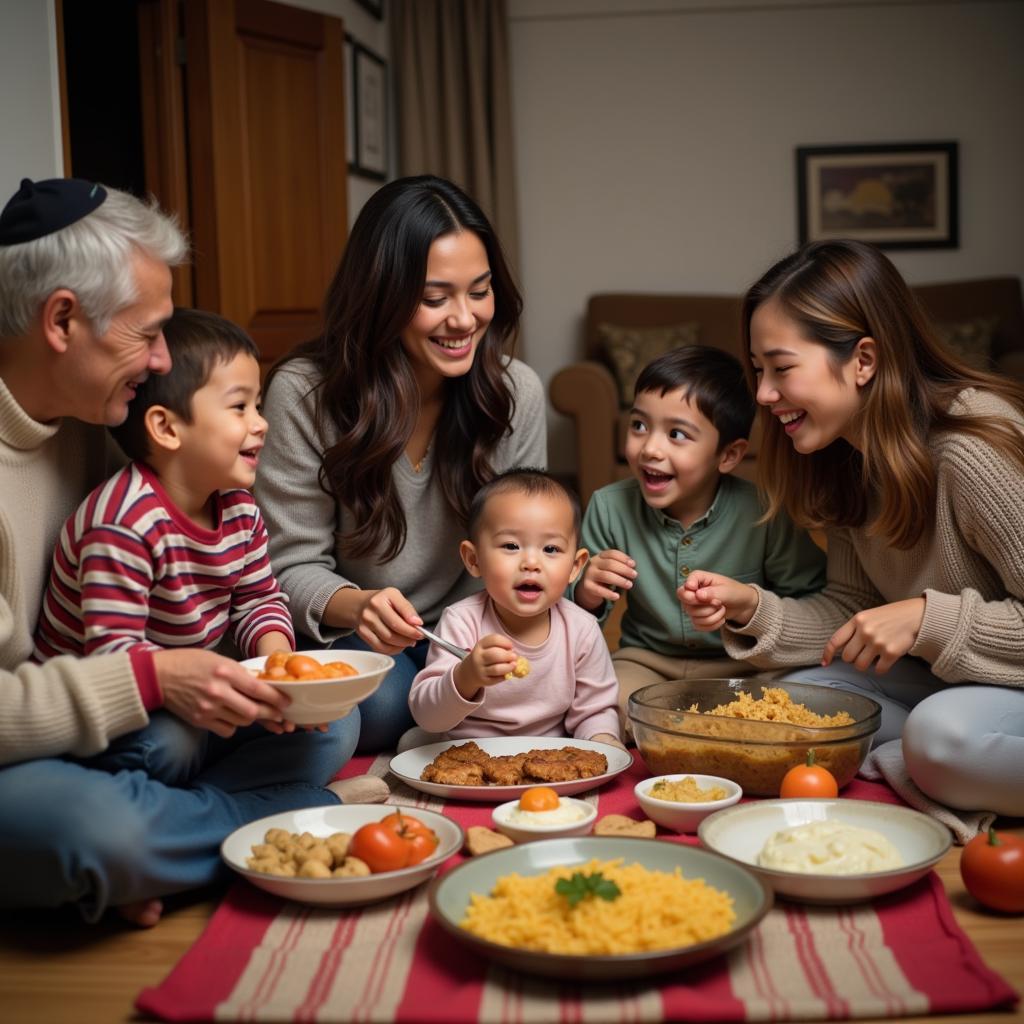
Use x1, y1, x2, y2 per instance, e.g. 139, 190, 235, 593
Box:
137, 754, 1017, 1023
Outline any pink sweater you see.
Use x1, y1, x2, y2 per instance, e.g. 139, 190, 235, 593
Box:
409, 593, 621, 740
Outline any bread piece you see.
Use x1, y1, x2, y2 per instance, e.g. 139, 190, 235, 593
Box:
465, 825, 515, 856
594, 813, 656, 838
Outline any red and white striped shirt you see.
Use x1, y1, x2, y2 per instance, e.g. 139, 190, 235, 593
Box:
33, 462, 294, 662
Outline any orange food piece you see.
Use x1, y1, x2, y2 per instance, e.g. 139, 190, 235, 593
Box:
518, 786, 561, 812
256, 650, 359, 682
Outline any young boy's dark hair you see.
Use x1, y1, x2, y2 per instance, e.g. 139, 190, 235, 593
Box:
633, 345, 755, 450
467, 467, 582, 543
111, 307, 261, 462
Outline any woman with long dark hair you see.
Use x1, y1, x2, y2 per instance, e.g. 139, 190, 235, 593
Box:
681, 239, 1024, 817
259, 176, 545, 751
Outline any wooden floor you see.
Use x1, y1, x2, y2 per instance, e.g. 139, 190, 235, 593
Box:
3, 601, 1021, 1023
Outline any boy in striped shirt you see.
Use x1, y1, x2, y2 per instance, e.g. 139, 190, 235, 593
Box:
34, 308, 294, 667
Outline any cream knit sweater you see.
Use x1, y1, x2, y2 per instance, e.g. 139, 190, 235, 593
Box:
723, 389, 1024, 686
0, 378, 147, 765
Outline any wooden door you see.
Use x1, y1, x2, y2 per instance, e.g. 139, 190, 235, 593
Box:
140, 0, 348, 367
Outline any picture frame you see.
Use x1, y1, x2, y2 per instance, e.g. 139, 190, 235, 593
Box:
354, 0, 384, 20
349, 41, 388, 180
796, 142, 958, 250
344, 36, 356, 172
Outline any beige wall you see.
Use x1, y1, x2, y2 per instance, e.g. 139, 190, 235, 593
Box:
508, 0, 1024, 472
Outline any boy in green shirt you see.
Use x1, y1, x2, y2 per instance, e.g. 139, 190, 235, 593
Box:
572, 345, 825, 733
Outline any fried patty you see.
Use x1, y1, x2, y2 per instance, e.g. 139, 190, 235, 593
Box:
419, 742, 608, 786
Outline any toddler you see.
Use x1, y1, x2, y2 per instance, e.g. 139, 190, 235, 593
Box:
407, 469, 622, 747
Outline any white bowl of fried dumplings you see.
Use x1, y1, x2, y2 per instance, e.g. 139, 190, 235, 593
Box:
240, 649, 393, 725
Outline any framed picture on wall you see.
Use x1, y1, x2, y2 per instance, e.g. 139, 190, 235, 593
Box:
796, 142, 959, 249
344, 35, 356, 172
350, 42, 388, 180
355, 0, 384, 19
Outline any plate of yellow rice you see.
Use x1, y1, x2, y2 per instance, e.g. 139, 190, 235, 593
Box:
427, 836, 771, 980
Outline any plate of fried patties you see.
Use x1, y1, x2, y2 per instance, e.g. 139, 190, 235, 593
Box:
388, 736, 633, 801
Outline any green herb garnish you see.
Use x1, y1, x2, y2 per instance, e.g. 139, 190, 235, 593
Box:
555, 871, 622, 908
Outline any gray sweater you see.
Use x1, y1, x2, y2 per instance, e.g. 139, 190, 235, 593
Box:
258, 357, 547, 641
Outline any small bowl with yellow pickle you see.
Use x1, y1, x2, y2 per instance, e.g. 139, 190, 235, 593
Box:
635, 774, 742, 833
240, 649, 393, 725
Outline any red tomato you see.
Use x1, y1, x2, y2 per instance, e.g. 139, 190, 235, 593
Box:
349, 822, 411, 873
380, 810, 439, 864
779, 749, 839, 799
960, 827, 1024, 913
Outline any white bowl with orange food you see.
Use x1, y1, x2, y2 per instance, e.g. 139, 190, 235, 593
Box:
240, 649, 394, 725
634, 773, 742, 834
492, 786, 598, 843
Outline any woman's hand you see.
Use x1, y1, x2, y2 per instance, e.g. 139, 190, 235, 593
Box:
453, 634, 516, 699
575, 549, 636, 611
347, 587, 424, 654
153, 648, 291, 738
678, 571, 759, 631
821, 598, 926, 674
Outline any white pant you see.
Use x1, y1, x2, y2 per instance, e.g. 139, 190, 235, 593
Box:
788, 659, 1024, 816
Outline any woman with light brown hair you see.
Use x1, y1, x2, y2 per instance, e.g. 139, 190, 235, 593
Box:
681, 239, 1024, 817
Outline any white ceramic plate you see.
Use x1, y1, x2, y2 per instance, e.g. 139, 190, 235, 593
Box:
428, 836, 771, 981
389, 736, 632, 801
221, 804, 463, 906
239, 649, 393, 725
698, 798, 951, 904
492, 797, 597, 842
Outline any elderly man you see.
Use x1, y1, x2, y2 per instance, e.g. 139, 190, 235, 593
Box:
0, 178, 378, 927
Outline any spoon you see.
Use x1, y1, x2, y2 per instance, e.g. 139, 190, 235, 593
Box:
417, 624, 470, 660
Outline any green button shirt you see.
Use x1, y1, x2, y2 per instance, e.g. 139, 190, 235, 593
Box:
574, 475, 826, 657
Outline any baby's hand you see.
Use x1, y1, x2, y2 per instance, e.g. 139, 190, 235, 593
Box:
678, 571, 759, 631
590, 731, 627, 752
575, 549, 636, 611
454, 634, 517, 699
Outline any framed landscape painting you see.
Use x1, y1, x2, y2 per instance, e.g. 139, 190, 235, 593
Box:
796, 142, 958, 249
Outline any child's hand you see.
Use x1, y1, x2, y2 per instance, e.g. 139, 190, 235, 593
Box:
255, 631, 293, 658
575, 549, 636, 611
678, 571, 759, 631
590, 731, 627, 752
453, 634, 517, 699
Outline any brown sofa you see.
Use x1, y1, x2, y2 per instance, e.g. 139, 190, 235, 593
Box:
550, 277, 1024, 505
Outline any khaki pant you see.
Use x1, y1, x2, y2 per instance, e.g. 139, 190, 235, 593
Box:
612, 646, 767, 739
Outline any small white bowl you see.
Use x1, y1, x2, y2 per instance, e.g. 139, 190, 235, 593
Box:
221, 804, 463, 907
634, 774, 743, 833
240, 649, 393, 725
698, 798, 951, 904
492, 797, 597, 843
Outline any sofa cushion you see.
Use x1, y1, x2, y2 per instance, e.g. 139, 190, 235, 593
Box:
597, 321, 700, 405
935, 316, 998, 370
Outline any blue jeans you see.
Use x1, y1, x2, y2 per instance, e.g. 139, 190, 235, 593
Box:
0, 709, 358, 921
328, 635, 428, 753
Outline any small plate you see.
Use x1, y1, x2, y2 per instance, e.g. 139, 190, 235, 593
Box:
428, 836, 771, 981
492, 797, 597, 842
389, 736, 632, 802
635, 774, 742, 833
239, 649, 393, 725
221, 804, 463, 906
698, 799, 951, 904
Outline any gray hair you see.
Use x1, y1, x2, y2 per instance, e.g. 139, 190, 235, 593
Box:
0, 186, 188, 338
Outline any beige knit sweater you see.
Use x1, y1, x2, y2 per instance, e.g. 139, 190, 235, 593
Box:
0, 377, 147, 765
723, 389, 1024, 686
